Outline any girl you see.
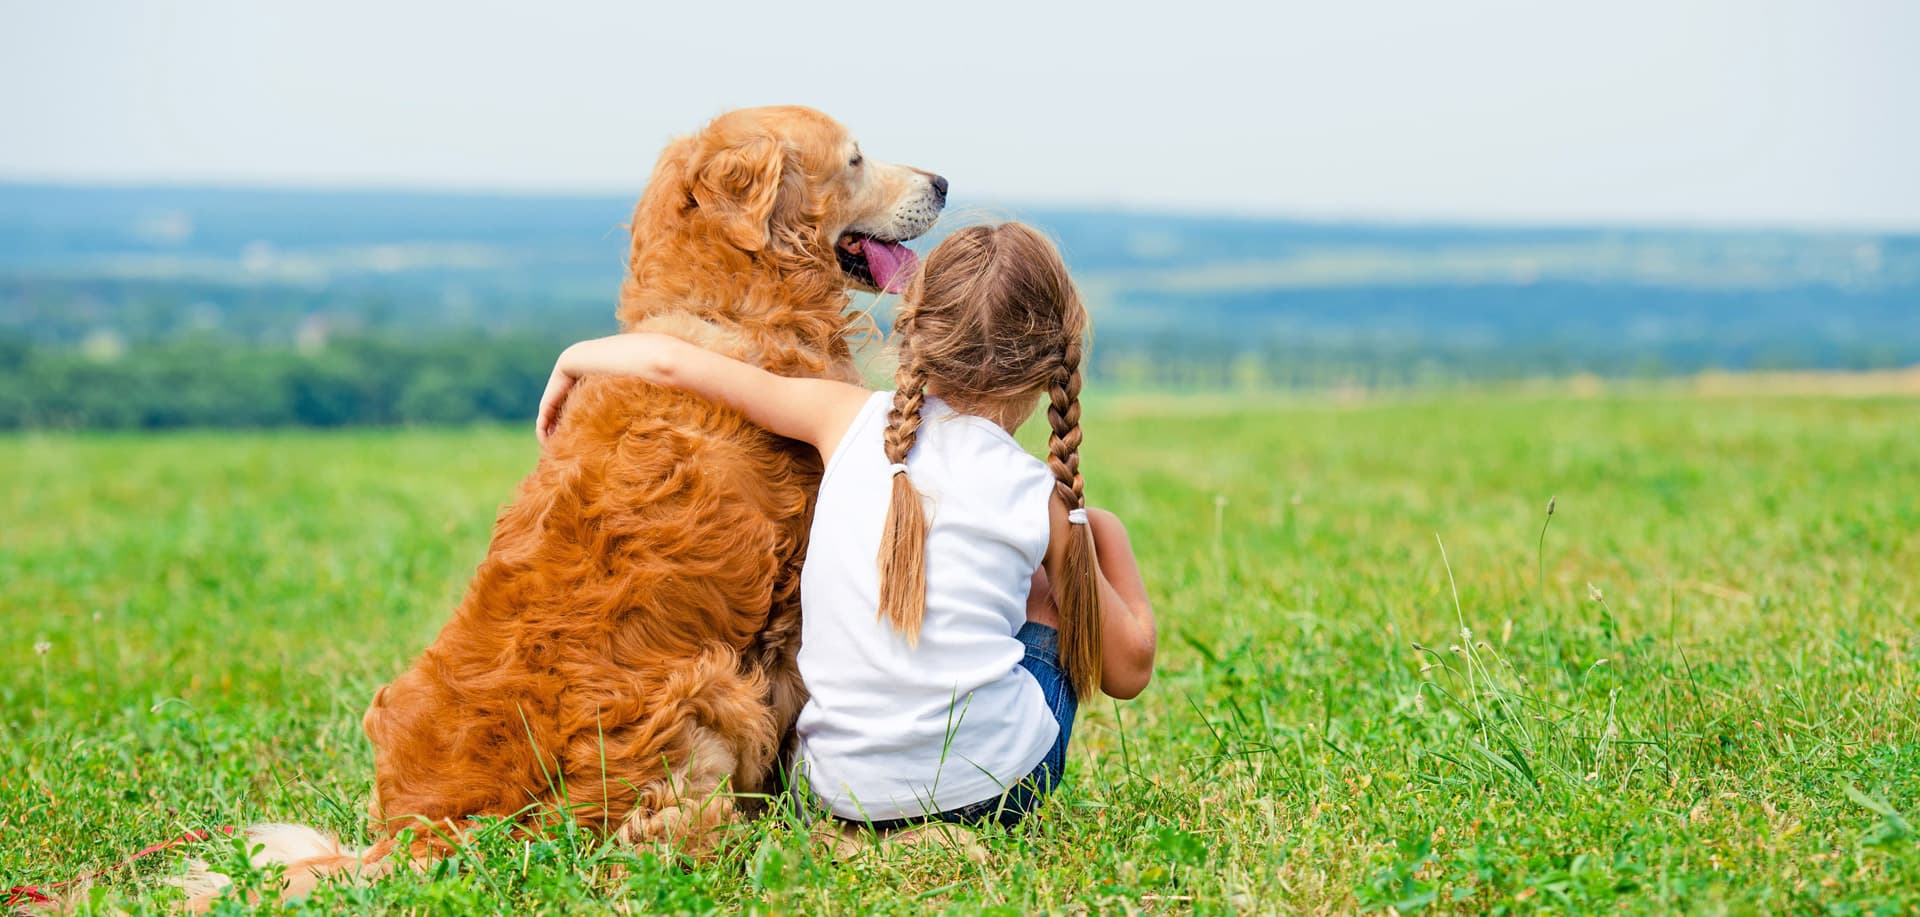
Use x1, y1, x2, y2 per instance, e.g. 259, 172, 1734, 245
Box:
536, 223, 1156, 829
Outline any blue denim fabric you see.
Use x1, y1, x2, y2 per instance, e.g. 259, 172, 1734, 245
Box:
852, 622, 1078, 831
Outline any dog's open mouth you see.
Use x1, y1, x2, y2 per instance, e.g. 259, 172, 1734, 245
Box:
837, 233, 919, 294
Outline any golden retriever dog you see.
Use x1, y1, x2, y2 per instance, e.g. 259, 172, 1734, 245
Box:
177, 105, 944, 906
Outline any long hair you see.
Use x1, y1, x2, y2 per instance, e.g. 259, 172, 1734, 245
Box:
875, 222, 1103, 699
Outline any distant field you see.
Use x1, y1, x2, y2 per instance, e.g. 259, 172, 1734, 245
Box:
7, 184, 1919, 397
3, 392, 1917, 913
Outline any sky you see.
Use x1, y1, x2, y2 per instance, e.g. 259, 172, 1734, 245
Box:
2, 0, 1916, 228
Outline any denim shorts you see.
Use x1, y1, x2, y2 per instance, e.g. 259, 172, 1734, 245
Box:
853, 622, 1079, 831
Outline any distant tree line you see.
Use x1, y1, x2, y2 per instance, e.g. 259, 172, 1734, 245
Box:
3, 324, 1916, 431
0, 333, 567, 430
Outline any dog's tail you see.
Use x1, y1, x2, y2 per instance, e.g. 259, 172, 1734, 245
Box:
170, 823, 396, 912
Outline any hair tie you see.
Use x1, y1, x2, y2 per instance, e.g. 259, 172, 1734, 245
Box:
1067, 508, 1089, 525
888, 463, 910, 477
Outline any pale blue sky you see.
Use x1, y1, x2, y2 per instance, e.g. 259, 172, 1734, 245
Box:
2, 0, 1915, 227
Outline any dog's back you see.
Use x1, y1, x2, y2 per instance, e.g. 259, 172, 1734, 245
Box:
364, 371, 812, 843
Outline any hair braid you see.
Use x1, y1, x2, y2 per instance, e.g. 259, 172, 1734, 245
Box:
877, 353, 932, 643
883, 359, 928, 467
1045, 338, 1086, 510
1046, 338, 1103, 700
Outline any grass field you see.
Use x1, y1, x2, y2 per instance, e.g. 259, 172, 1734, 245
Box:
4, 392, 1917, 914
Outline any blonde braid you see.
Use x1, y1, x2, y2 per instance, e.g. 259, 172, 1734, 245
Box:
1045, 338, 1086, 511
1046, 338, 1103, 700
876, 351, 932, 643
883, 356, 928, 467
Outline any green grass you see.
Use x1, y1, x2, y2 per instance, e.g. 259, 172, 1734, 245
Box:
4, 392, 1917, 913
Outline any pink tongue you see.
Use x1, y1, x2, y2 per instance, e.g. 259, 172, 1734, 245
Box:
863, 239, 918, 293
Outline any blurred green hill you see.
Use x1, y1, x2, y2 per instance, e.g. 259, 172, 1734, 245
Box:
1, 184, 1915, 427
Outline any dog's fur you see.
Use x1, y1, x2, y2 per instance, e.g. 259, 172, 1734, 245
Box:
177, 107, 942, 908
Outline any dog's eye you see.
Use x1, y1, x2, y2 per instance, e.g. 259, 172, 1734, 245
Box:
849, 154, 863, 169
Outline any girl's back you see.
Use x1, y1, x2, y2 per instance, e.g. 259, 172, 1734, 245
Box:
797, 391, 1059, 821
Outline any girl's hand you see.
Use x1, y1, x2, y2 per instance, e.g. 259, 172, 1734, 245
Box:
536, 357, 578, 445
537, 335, 672, 444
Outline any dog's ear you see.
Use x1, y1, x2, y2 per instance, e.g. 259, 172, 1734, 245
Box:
692, 135, 784, 252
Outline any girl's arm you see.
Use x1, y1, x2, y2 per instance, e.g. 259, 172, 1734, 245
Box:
1044, 501, 1158, 699
537, 333, 871, 460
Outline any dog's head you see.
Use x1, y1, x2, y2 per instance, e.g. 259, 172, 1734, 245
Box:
633, 106, 946, 296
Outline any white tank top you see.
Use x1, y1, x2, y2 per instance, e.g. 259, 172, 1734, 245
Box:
796, 390, 1060, 820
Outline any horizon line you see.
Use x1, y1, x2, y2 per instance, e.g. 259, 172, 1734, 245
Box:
3, 174, 1916, 237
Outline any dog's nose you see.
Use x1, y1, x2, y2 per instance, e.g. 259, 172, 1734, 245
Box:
930, 174, 949, 204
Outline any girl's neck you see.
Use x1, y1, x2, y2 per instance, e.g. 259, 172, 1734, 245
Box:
927, 387, 1039, 435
